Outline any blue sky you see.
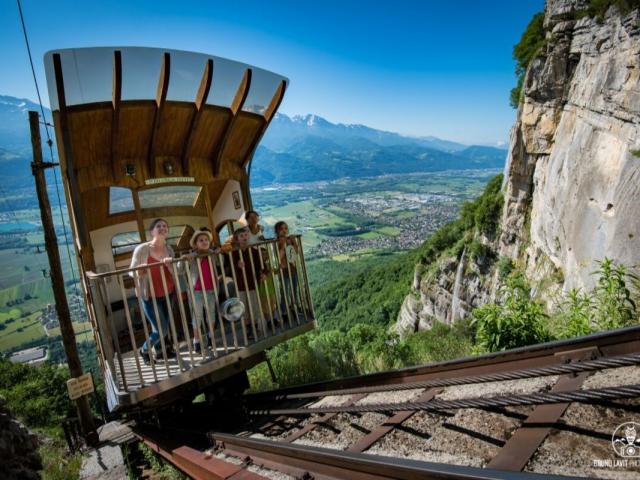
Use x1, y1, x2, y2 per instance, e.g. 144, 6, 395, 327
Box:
1, 0, 543, 145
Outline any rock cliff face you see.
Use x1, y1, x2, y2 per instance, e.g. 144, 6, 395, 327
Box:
396, 0, 640, 335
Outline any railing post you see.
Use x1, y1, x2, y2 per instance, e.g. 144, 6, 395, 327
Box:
238, 248, 258, 340
171, 261, 195, 365
159, 265, 184, 371
87, 276, 117, 386
247, 247, 267, 338
147, 267, 172, 377
217, 252, 239, 349
227, 251, 248, 346
297, 235, 316, 321
133, 270, 158, 382
99, 277, 128, 391
256, 242, 276, 335
116, 274, 144, 387
195, 254, 218, 359
266, 242, 286, 330
208, 255, 228, 354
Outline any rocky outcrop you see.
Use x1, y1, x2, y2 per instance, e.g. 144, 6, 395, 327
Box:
0, 396, 42, 480
396, 0, 640, 335
501, 0, 640, 291
395, 246, 496, 335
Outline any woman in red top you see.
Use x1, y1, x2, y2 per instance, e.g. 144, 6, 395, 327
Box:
130, 218, 177, 364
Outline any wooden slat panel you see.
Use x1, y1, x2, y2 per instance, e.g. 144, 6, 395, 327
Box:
77, 164, 116, 192
188, 107, 231, 158
221, 113, 264, 165
67, 108, 112, 170
148, 52, 171, 177
116, 102, 155, 181
154, 103, 195, 158
213, 69, 251, 176
182, 59, 214, 174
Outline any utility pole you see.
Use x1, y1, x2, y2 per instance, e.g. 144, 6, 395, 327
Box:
29, 111, 98, 446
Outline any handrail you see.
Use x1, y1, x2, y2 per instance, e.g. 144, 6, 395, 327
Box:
84, 235, 314, 402
87, 235, 304, 279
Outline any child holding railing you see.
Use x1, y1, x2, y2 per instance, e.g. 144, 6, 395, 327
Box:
231, 225, 269, 339
186, 228, 220, 354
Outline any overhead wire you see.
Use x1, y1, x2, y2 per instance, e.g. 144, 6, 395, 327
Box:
17, 0, 84, 314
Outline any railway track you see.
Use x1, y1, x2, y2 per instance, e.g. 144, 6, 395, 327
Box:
133, 325, 640, 479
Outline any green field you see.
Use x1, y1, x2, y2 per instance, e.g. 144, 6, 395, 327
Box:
261, 200, 352, 230
48, 321, 94, 343
377, 226, 401, 236
0, 311, 44, 351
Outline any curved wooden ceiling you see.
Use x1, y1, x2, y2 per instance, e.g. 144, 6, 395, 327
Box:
45, 48, 287, 193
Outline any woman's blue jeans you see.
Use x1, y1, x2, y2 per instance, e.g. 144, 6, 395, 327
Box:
141, 296, 170, 353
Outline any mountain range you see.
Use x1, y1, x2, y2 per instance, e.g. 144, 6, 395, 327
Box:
252, 113, 506, 185
0, 94, 507, 190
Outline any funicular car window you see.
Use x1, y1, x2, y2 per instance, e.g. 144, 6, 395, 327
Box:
138, 186, 202, 209
109, 187, 135, 214
217, 220, 234, 245
111, 231, 141, 256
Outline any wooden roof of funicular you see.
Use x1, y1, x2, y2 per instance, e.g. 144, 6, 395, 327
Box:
43, 47, 287, 268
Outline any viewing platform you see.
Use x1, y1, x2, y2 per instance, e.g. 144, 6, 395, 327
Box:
88, 236, 315, 411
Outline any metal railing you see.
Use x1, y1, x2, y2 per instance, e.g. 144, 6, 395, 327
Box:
86, 235, 315, 393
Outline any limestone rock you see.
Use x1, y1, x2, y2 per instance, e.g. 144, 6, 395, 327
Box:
501, 1, 640, 292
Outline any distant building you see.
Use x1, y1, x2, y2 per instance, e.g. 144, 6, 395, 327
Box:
9, 347, 48, 366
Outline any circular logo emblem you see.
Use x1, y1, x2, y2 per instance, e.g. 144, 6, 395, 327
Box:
612, 422, 640, 458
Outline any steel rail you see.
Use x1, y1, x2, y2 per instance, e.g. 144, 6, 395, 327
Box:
136, 426, 267, 479
250, 383, 640, 416
254, 352, 640, 400
213, 432, 586, 480
245, 325, 640, 401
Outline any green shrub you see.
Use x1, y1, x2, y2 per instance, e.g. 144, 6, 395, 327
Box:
472, 275, 551, 352
40, 439, 83, 480
404, 321, 473, 365
591, 258, 637, 330
0, 358, 74, 430
469, 239, 493, 264
267, 335, 333, 387
554, 258, 638, 338
557, 289, 593, 338
473, 175, 504, 236
310, 329, 360, 378
510, 12, 546, 108
497, 256, 514, 280
345, 324, 411, 373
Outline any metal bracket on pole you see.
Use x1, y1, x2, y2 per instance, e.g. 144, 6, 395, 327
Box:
31, 161, 59, 173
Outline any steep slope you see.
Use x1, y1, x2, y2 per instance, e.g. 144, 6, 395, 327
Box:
397, 0, 640, 333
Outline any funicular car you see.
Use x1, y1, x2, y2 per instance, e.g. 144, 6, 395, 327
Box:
43, 47, 316, 411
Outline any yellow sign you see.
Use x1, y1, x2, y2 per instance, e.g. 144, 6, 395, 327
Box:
66, 373, 94, 400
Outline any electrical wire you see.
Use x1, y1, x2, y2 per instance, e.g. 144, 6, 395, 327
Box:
17, 0, 84, 314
